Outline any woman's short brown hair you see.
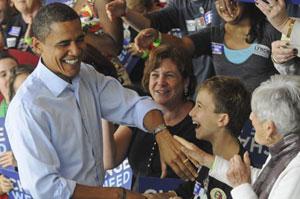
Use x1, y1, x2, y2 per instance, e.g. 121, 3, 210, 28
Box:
142, 44, 196, 98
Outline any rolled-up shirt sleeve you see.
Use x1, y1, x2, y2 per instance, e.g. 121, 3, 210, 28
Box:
96, 74, 163, 132
5, 101, 76, 199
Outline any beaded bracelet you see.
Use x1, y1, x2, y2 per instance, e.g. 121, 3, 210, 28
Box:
141, 31, 162, 59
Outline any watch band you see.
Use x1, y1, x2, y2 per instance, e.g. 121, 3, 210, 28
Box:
152, 124, 167, 135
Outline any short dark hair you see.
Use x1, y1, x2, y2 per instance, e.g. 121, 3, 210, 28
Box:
142, 44, 196, 98
199, 76, 251, 137
32, 3, 80, 41
8, 64, 34, 101
0, 51, 18, 63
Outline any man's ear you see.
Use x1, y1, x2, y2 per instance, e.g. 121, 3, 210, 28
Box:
32, 37, 43, 55
217, 113, 229, 127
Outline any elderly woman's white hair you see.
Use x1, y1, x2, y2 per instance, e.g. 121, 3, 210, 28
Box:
251, 75, 300, 135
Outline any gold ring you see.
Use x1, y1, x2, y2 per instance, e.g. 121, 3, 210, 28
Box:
183, 159, 189, 164
219, 6, 225, 12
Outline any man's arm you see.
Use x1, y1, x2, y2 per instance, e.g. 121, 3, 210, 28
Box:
72, 184, 145, 199
96, 75, 197, 181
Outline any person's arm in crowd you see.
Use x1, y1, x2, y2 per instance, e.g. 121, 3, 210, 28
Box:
0, 175, 13, 195
73, 184, 146, 199
96, 0, 123, 49
227, 153, 300, 199
102, 119, 117, 170
174, 135, 261, 186
271, 40, 300, 75
255, 0, 297, 36
103, 123, 133, 170
134, 28, 195, 56
97, 75, 197, 181
143, 191, 177, 199
106, 0, 151, 32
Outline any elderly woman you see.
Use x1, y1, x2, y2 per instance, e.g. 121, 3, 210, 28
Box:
180, 75, 300, 199
103, 44, 211, 189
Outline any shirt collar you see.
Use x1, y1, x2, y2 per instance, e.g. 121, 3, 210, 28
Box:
35, 58, 80, 97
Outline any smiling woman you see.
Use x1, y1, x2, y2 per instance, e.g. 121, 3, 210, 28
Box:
102, 44, 212, 190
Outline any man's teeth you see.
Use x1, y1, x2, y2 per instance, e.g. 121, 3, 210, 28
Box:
192, 121, 200, 128
64, 59, 78, 64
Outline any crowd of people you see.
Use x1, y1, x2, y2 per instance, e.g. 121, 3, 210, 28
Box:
0, 0, 299, 198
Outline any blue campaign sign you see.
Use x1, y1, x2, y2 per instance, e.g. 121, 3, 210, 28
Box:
103, 159, 133, 189
239, 0, 300, 3
138, 177, 184, 194
0, 118, 11, 153
0, 117, 14, 170
0, 168, 33, 199
239, 120, 269, 168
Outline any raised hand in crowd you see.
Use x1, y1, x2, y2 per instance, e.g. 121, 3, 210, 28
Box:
134, 28, 160, 51
0, 151, 17, 168
226, 152, 251, 188
255, 0, 290, 34
0, 175, 13, 195
216, 0, 238, 17
106, 0, 127, 21
272, 40, 298, 64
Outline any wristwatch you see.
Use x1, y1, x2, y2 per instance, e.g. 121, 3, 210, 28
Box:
152, 124, 167, 135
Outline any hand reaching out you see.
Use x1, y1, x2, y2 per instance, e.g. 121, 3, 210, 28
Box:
0, 175, 13, 194
134, 28, 159, 52
255, 0, 289, 33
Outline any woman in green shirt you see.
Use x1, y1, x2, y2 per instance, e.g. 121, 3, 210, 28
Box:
0, 51, 18, 117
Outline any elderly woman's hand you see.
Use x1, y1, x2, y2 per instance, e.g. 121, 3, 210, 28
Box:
0, 175, 13, 194
227, 152, 251, 188
255, 0, 289, 33
272, 40, 298, 64
0, 151, 17, 168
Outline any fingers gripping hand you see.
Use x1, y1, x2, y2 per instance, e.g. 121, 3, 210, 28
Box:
0, 175, 13, 194
0, 151, 17, 168
226, 152, 251, 187
272, 40, 297, 63
134, 28, 158, 52
156, 132, 197, 181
